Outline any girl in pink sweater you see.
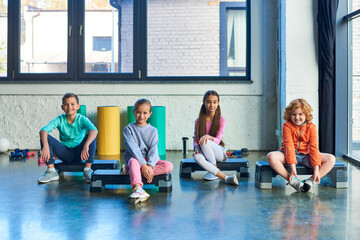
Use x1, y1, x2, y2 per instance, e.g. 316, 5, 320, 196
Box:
193, 90, 238, 185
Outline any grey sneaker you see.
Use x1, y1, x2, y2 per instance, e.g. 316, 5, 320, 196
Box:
287, 177, 304, 192
83, 168, 93, 183
203, 172, 219, 181
38, 169, 59, 183
225, 174, 239, 186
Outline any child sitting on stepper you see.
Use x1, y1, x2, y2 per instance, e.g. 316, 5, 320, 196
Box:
267, 98, 335, 192
124, 98, 173, 203
193, 90, 239, 185
38, 92, 98, 183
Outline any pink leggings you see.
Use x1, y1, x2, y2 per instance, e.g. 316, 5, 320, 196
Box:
128, 158, 173, 188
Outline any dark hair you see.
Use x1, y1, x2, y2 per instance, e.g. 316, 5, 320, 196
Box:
134, 98, 152, 112
62, 92, 79, 105
196, 90, 224, 146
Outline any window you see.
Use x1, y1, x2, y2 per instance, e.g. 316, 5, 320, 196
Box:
0, 1, 7, 77
20, 0, 68, 74
349, 9, 360, 158
341, 1, 360, 158
147, 0, 250, 80
84, 1, 133, 74
3, 0, 251, 82
220, 2, 248, 77
93, 37, 111, 51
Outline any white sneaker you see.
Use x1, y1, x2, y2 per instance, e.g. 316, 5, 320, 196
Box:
287, 177, 304, 192
129, 187, 150, 204
203, 172, 219, 181
120, 164, 129, 175
83, 168, 93, 183
225, 174, 239, 186
302, 178, 315, 192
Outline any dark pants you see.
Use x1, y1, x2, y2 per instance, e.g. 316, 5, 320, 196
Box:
41, 135, 96, 165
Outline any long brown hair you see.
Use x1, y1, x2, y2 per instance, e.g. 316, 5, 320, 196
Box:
196, 90, 224, 146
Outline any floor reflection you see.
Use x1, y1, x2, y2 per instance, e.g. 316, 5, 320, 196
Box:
0, 151, 360, 239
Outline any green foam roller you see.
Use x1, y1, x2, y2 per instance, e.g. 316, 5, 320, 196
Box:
77, 105, 86, 116
148, 106, 166, 160
127, 105, 166, 159
127, 106, 136, 124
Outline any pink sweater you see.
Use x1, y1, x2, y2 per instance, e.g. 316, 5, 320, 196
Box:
193, 116, 226, 148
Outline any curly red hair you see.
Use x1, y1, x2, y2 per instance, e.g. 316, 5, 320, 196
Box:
282, 98, 313, 123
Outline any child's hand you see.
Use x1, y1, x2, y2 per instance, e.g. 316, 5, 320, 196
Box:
199, 135, 213, 145
193, 150, 201, 156
312, 166, 321, 184
289, 164, 298, 182
81, 144, 90, 161
141, 164, 154, 183
193, 146, 201, 156
41, 145, 51, 162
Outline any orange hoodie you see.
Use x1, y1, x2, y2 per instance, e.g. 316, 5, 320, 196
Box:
280, 121, 321, 166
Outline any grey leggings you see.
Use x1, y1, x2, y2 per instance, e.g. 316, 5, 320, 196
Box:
194, 140, 227, 175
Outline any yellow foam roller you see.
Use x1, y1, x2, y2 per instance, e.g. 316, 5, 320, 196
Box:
97, 106, 120, 155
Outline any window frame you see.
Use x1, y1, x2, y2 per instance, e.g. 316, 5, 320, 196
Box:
2, 0, 251, 83
219, 2, 249, 78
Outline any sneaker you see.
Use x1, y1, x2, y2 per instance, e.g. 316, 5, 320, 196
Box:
225, 174, 239, 186
203, 172, 219, 181
83, 168, 93, 183
301, 178, 315, 192
38, 169, 59, 183
129, 187, 150, 204
287, 177, 304, 192
120, 164, 129, 175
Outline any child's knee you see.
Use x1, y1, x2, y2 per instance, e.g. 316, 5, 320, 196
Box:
165, 162, 173, 173
325, 154, 336, 166
266, 152, 276, 162
194, 153, 205, 163
128, 158, 140, 167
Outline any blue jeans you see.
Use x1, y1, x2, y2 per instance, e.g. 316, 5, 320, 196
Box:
41, 135, 96, 165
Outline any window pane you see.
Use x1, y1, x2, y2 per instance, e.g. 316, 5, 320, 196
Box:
226, 9, 246, 76
20, 0, 68, 73
0, 1, 7, 77
147, 0, 248, 77
352, 16, 360, 153
84, 0, 133, 73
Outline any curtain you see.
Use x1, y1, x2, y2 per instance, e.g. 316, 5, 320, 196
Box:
318, 0, 339, 154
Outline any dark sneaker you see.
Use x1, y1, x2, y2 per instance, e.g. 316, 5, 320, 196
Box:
225, 174, 239, 186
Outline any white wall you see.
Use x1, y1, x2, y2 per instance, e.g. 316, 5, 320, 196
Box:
285, 0, 319, 126
0, 0, 321, 152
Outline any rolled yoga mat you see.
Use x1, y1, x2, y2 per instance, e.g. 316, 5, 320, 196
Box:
127, 106, 136, 124
97, 106, 120, 155
77, 105, 86, 116
127, 106, 166, 159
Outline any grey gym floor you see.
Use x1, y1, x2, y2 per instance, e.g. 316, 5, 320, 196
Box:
0, 151, 359, 240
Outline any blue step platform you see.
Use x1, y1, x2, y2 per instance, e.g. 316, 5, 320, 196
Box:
255, 160, 348, 189
180, 158, 250, 178
90, 169, 172, 193
54, 159, 119, 174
